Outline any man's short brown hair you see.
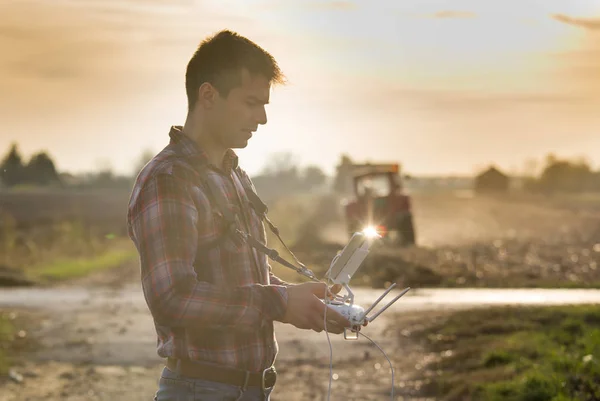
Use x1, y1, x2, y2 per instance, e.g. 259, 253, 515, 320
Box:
185, 30, 285, 111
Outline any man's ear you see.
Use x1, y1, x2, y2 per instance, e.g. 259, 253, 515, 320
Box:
197, 82, 218, 109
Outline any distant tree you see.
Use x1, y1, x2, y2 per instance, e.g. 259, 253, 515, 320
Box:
333, 154, 354, 194
261, 152, 300, 177
84, 159, 120, 188
545, 153, 558, 166
94, 170, 116, 187
535, 154, 595, 193
262, 152, 302, 188
132, 148, 155, 177
26, 151, 60, 185
252, 152, 304, 198
522, 157, 539, 177
302, 165, 327, 189
0, 143, 26, 187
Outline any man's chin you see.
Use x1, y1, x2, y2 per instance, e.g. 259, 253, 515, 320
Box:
230, 140, 249, 149
226, 133, 252, 149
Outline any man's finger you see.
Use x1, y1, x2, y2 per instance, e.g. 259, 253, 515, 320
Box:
324, 284, 343, 301
325, 306, 352, 328
324, 321, 345, 334
329, 284, 342, 295
310, 314, 325, 333
308, 283, 329, 299
315, 299, 351, 328
297, 316, 312, 331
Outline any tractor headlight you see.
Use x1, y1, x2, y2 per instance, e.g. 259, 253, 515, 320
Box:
362, 226, 380, 238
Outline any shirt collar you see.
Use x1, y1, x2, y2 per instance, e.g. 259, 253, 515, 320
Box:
168, 126, 239, 174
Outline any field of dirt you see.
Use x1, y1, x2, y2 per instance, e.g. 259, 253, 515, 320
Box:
0, 189, 130, 229
2, 189, 600, 400
3, 188, 600, 290
283, 191, 600, 289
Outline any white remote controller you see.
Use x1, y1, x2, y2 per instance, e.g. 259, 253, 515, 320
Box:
321, 229, 411, 340
325, 301, 366, 326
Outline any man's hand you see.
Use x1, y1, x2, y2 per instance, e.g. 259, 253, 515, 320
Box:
324, 284, 369, 330
279, 282, 352, 334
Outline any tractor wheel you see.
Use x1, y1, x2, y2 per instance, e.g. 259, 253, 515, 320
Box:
398, 214, 416, 246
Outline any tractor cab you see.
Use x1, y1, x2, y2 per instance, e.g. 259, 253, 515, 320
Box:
343, 163, 416, 246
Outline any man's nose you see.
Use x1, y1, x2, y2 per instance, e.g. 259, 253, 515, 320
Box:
256, 106, 267, 125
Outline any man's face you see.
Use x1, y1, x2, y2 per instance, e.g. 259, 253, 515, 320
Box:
209, 69, 270, 149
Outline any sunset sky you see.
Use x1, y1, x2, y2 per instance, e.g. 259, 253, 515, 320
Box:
1, 0, 599, 177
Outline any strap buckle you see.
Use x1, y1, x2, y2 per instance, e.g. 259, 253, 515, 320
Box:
261, 366, 277, 392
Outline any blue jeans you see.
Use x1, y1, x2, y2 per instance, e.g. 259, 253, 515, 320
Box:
154, 367, 273, 401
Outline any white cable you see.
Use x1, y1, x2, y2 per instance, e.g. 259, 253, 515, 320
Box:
323, 305, 395, 401
358, 331, 395, 400
323, 253, 342, 401
324, 276, 334, 401
322, 252, 394, 400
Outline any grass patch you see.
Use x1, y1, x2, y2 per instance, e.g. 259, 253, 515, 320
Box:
0, 310, 35, 377
412, 305, 600, 401
0, 314, 14, 375
27, 240, 137, 282
1, 212, 137, 284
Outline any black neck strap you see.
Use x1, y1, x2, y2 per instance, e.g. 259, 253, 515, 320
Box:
199, 165, 318, 282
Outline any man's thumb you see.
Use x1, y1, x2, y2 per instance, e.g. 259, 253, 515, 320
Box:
307, 282, 329, 298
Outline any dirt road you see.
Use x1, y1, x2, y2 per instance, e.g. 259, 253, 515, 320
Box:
2, 272, 600, 401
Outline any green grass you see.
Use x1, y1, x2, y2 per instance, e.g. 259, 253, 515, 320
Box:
0, 311, 39, 379
0, 314, 14, 375
413, 305, 600, 401
27, 242, 138, 282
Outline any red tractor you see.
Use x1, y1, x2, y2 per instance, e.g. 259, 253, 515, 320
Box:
342, 163, 416, 246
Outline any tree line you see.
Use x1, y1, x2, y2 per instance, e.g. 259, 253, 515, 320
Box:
248, 153, 329, 199
0, 143, 135, 189
0, 144, 331, 194
523, 154, 600, 193
1, 142, 598, 195
0, 143, 60, 187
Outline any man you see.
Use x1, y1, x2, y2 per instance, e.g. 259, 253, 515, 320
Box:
127, 30, 356, 401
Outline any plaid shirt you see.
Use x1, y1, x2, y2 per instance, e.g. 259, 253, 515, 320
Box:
127, 126, 290, 373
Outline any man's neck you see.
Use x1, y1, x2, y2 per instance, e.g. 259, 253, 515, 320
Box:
182, 118, 228, 169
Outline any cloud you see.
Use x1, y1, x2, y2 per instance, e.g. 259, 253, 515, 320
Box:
551, 14, 600, 30
0, 1, 259, 84
0, 26, 38, 40
548, 24, 600, 98
255, 0, 356, 12
363, 87, 597, 116
308, 1, 355, 11
429, 10, 476, 19
0, 0, 264, 125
